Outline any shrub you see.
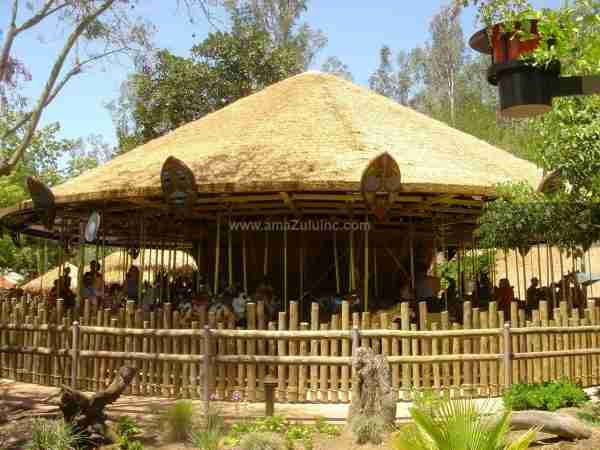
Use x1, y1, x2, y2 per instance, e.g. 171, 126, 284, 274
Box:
190, 405, 225, 450
115, 415, 144, 450
314, 417, 340, 437
162, 400, 195, 442
349, 415, 387, 445
239, 432, 286, 450
391, 398, 539, 450
27, 419, 85, 450
503, 379, 589, 411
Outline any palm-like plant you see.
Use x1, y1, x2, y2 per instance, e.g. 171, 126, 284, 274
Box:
392, 398, 539, 450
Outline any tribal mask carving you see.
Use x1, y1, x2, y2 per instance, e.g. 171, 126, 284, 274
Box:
361, 152, 401, 220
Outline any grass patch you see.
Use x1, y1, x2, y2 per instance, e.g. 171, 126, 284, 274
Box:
27, 419, 85, 450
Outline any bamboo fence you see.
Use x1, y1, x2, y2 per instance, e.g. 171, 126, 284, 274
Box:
1, 298, 600, 403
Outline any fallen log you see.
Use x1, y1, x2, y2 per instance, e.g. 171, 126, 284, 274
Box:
59, 366, 137, 446
508, 410, 592, 440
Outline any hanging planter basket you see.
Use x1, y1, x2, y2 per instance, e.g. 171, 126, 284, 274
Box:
469, 19, 561, 118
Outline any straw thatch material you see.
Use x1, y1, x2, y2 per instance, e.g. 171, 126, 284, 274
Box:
102, 249, 197, 285
21, 263, 78, 294
44, 71, 540, 204
494, 245, 600, 299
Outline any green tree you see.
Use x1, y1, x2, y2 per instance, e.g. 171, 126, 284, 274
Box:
321, 56, 353, 81
112, 3, 319, 149
369, 46, 400, 100
0, 0, 219, 177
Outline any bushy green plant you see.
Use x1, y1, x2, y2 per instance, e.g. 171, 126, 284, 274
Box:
503, 379, 589, 411
392, 398, 539, 450
191, 405, 225, 450
349, 415, 387, 445
27, 419, 85, 450
314, 417, 340, 437
162, 400, 195, 442
239, 432, 286, 450
114, 415, 144, 450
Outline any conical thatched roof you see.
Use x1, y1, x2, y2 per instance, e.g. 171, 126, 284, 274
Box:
49, 71, 540, 203
21, 263, 79, 294
102, 249, 197, 285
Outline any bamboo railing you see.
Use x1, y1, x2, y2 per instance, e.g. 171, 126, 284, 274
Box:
1, 298, 600, 403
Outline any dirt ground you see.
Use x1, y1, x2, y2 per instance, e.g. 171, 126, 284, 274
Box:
2, 378, 600, 450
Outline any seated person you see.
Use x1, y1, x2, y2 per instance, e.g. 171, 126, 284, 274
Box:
124, 266, 140, 301
232, 291, 250, 326
80, 272, 97, 305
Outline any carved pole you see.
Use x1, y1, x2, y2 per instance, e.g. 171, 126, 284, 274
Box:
228, 218, 233, 287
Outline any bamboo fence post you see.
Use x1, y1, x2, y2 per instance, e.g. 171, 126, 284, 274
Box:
257, 301, 266, 401
319, 323, 329, 402
228, 220, 233, 287
391, 320, 400, 400
277, 311, 287, 402
340, 301, 350, 402
283, 221, 288, 312
288, 301, 299, 402
419, 302, 431, 388
451, 323, 461, 397
588, 300, 598, 385
411, 323, 420, 394
247, 302, 257, 402
401, 302, 411, 400
431, 322, 441, 391
330, 314, 339, 402
310, 302, 319, 402
540, 301, 550, 382
440, 311, 450, 395
561, 303, 571, 380
349, 229, 355, 291
472, 307, 480, 387
203, 325, 212, 413
71, 321, 80, 389
479, 311, 489, 397
489, 302, 498, 396
463, 301, 473, 396
299, 322, 308, 401
503, 323, 512, 391
216, 321, 226, 399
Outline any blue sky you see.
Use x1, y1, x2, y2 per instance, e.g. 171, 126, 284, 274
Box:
2, 0, 561, 149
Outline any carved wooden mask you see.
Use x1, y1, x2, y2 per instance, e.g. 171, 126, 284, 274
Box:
160, 157, 198, 211
361, 152, 401, 220
26, 176, 56, 230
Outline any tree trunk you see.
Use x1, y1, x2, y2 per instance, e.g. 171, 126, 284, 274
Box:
507, 410, 592, 440
59, 365, 137, 446
348, 347, 395, 426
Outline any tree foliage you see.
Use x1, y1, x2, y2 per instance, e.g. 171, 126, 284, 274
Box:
112, 1, 325, 150
321, 56, 353, 81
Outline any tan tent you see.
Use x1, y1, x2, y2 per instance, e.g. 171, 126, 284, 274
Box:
101, 249, 197, 285
494, 245, 600, 300
21, 263, 79, 294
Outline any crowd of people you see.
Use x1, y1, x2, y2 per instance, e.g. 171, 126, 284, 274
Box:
44, 261, 283, 327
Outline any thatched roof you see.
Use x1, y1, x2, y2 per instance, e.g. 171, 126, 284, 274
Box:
102, 249, 197, 285
47, 71, 540, 203
494, 245, 600, 300
21, 263, 78, 294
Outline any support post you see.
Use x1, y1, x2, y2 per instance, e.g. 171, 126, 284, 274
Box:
283, 218, 288, 312
263, 229, 269, 277
242, 232, 247, 293
364, 217, 369, 312
228, 219, 233, 287
214, 215, 221, 295
334, 230, 340, 294
503, 322, 512, 390
350, 229, 355, 291
264, 375, 278, 417
203, 325, 212, 418
71, 321, 80, 389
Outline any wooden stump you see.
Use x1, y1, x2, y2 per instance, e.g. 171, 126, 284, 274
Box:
59, 365, 137, 446
347, 347, 395, 426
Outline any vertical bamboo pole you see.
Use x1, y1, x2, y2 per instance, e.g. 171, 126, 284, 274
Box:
263, 228, 269, 277
409, 225, 416, 295
349, 229, 355, 291
374, 246, 379, 299
514, 251, 521, 300
310, 302, 319, 402
463, 301, 473, 396
364, 216, 369, 312
559, 248, 567, 307
521, 251, 527, 305
228, 219, 233, 287
537, 244, 543, 286
283, 219, 288, 313
341, 301, 350, 402
299, 232, 304, 312
319, 323, 329, 402
288, 301, 299, 402
214, 215, 221, 295
242, 232, 247, 293
299, 322, 308, 401
401, 302, 410, 400
329, 314, 339, 402
247, 302, 257, 402
334, 231, 340, 294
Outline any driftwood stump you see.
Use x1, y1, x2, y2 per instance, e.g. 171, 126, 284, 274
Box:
348, 347, 395, 426
508, 410, 592, 440
59, 366, 137, 446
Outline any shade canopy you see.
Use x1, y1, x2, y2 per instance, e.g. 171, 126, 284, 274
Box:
0, 71, 541, 246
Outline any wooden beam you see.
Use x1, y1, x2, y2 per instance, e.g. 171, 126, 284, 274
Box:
280, 192, 301, 217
